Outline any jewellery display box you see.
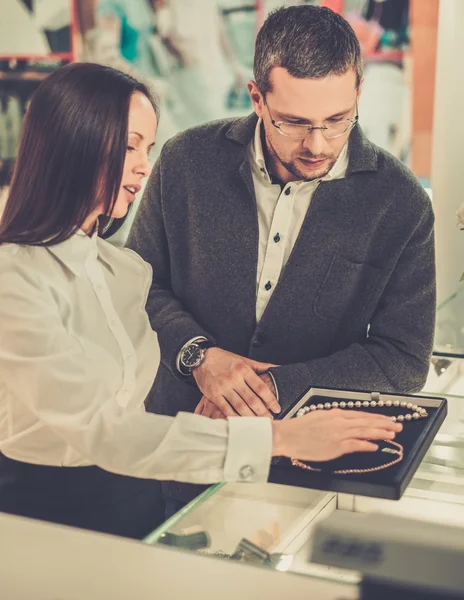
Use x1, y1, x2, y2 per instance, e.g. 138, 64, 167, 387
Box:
270, 387, 447, 500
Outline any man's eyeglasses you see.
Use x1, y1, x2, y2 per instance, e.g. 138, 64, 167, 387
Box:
265, 102, 359, 140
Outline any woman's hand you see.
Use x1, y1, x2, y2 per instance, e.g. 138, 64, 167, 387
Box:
272, 409, 403, 461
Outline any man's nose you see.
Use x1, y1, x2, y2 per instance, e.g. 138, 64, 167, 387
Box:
302, 128, 327, 156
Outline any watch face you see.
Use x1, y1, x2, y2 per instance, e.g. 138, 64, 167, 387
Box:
182, 345, 203, 368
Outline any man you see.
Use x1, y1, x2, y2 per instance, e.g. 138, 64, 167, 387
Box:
127, 5, 435, 512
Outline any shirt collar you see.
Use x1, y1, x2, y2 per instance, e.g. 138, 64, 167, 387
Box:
46, 228, 116, 277
252, 118, 349, 185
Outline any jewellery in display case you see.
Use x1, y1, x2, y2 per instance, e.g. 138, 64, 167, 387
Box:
157, 530, 210, 550
197, 548, 231, 559
290, 393, 428, 475
198, 538, 293, 571
294, 395, 428, 423
291, 439, 404, 475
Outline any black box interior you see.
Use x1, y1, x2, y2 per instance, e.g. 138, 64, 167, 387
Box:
270, 388, 447, 500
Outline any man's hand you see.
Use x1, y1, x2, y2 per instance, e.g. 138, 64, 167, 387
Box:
192, 348, 280, 417
194, 370, 277, 419
272, 409, 403, 462
259, 372, 276, 396
194, 396, 228, 419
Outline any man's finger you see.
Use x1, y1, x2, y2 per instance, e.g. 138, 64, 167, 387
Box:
246, 374, 280, 413
235, 383, 271, 417
246, 359, 279, 372
211, 408, 227, 420
201, 400, 216, 418
224, 390, 256, 416
211, 394, 240, 417
194, 397, 206, 415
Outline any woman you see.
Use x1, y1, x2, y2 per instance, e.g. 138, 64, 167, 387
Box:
0, 63, 401, 539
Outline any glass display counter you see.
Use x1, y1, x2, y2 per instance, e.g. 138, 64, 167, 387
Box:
144, 482, 360, 587
422, 283, 464, 479
143, 286, 464, 587
425, 283, 464, 398
143, 391, 464, 586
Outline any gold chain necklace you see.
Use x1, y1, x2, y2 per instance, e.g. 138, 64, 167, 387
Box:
291, 439, 404, 474
290, 397, 428, 475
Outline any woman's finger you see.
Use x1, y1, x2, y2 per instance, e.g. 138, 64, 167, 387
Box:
347, 427, 397, 441
341, 439, 379, 454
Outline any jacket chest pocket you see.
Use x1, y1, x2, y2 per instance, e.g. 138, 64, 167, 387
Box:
314, 254, 382, 323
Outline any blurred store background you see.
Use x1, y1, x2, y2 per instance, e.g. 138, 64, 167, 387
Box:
0, 0, 438, 243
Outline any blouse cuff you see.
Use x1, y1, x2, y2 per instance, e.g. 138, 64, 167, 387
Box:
224, 417, 272, 483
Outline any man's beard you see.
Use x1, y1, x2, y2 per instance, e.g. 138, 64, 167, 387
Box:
267, 136, 337, 182
282, 154, 337, 181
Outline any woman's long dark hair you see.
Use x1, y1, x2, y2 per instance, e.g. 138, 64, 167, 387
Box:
0, 63, 159, 245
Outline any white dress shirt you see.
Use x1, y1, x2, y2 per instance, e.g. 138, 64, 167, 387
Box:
248, 119, 349, 321
0, 231, 272, 484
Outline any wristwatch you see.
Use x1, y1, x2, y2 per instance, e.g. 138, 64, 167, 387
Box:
179, 340, 214, 375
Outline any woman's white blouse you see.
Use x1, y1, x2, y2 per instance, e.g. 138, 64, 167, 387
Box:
0, 232, 272, 484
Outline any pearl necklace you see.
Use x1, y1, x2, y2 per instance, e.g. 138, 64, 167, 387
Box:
295, 398, 428, 423
290, 397, 428, 475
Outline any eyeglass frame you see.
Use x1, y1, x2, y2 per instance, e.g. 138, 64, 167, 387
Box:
264, 100, 359, 140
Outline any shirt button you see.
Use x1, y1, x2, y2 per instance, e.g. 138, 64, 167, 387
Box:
273, 233, 280, 243
285, 187, 291, 196
239, 465, 254, 480
265, 281, 272, 291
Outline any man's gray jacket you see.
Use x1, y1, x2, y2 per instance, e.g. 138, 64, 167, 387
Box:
127, 114, 436, 501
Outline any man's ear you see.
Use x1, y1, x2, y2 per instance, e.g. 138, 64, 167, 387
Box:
248, 80, 265, 118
